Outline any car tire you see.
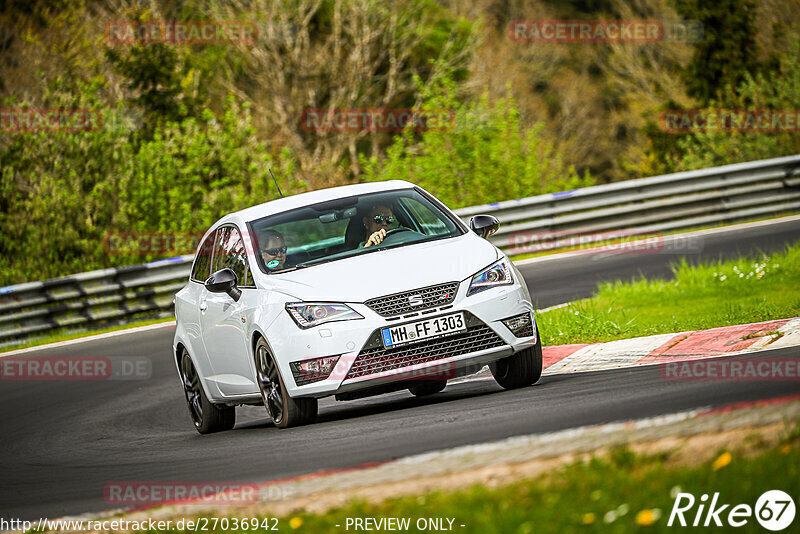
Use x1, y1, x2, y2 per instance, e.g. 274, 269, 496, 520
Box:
408, 379, 447, 397
490, 328, 543, 390
180, 348, 235, 434
254, 337, 318, 428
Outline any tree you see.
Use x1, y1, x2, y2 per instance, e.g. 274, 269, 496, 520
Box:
673, 0, 760, 105
361, 72, 592, 208
211, 0, 475, 187
668, 34, 800, 171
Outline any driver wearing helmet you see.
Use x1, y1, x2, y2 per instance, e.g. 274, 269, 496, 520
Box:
359, 204, 396, 248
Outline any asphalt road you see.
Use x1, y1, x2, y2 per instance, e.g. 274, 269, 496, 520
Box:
1, 218, 800, 520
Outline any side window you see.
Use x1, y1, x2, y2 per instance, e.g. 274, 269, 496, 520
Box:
400, 198, 451, 236
191, 231, 215, 282
211, 226, 252, 287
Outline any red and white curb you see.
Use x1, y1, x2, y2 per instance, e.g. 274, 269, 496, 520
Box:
541, 317, 800, 376
449, 317, 800, 386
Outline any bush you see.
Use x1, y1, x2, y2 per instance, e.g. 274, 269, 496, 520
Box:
654, 34, 800, 173
0, 81, 298, 286
361, 73, 593, 209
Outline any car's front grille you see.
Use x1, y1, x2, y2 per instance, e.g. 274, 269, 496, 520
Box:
364, 282, 459, 317
346, 319, 506, 380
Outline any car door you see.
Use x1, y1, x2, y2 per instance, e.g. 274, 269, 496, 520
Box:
177, 230, 217, 390
199, 225, 256, 396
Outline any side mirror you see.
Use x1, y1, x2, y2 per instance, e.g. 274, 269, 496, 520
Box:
469, 214, 500, 239
205, 268, 242, 302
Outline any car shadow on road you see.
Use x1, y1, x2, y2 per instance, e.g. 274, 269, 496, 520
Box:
233, 376, 563, 431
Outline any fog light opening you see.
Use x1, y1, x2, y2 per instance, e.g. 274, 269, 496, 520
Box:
290, 355, 342, 386
502, 313, 535, 339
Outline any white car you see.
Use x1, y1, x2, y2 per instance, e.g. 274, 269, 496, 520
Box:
173, 181, 541, 433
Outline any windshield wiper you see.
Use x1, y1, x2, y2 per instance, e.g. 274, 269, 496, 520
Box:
292, 258, 331, 269
268, 263, 313, 274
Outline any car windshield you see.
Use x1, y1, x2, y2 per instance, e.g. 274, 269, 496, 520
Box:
250, 188, 464, 273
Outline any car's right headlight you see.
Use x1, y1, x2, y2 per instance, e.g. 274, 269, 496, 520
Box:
285, 303, 364, 329
467, 259, 513, 296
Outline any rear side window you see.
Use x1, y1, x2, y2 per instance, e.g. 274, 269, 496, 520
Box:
211, 226, 252, 287
191, 231, 215, 282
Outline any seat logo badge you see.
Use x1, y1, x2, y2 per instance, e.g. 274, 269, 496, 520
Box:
408, 294, 424, 307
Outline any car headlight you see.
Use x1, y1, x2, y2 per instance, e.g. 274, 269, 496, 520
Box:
285, 303, 364, 329
467, 259, 513, 296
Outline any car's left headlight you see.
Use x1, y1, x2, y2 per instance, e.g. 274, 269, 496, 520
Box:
467, 259, 513, 296
286, 303, 364, 329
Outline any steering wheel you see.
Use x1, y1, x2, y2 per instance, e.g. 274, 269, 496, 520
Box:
383, 227, 411, 238
378, 226, 417, 246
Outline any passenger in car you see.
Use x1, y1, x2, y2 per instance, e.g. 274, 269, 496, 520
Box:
258, 229, 287, 270
360, 204, 396, 248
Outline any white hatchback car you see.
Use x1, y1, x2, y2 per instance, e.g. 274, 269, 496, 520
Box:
173, 181, 541, 433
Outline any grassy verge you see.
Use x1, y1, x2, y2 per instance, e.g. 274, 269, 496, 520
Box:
537, 241, 800, 346
0, 316, 174, 353
275, 433, 799, 533
94, 423, 797, 534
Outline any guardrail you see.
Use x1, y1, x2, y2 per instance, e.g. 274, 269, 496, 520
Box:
459, 154, 800, 251
0, 257, 193, 349
1, 155, 799, 348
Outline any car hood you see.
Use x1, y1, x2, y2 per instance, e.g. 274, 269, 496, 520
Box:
264, 233, 500, 302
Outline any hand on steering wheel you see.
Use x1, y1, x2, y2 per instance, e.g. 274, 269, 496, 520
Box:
363, 227, 408, 248
363, 228, 387, 248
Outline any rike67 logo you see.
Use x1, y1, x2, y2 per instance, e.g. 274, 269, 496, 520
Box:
669, 490, 796, 530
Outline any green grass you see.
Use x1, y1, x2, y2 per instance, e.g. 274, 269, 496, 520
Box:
274, 441, 799, 534
537, 241, 800, 346
0, 316, 174, 353
101, 426, 795, 534
30, 424, 796, 534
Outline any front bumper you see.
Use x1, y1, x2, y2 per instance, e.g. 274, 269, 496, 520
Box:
268, 279, 537, 398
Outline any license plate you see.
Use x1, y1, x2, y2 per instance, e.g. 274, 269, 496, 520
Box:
381, 312, 466, 348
